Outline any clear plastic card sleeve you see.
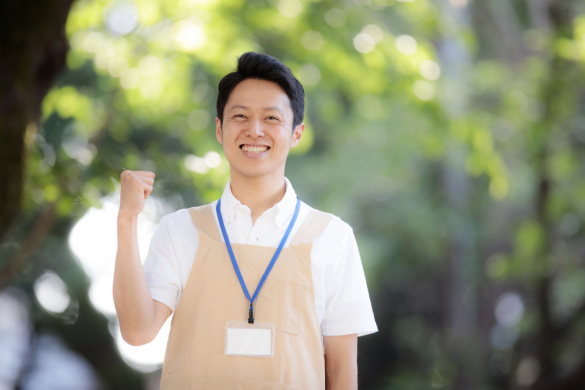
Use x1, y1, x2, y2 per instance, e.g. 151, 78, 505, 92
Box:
225, 321, 275, 358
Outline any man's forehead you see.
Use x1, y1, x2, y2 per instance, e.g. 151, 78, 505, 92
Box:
225, 79, 292, 112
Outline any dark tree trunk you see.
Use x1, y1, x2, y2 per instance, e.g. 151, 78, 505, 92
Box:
530, 1, 582, 389
0, 0, 75, 242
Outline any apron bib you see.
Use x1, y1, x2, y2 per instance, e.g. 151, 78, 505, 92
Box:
160, 204, 332, 389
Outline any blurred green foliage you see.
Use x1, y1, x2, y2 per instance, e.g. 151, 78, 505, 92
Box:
4, 0, 585, 389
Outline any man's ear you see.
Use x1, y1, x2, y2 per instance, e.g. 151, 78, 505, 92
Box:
215, 117, 223, 144
291, 123, 305, 148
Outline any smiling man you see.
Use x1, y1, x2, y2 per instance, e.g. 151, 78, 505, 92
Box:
114, 52, 377, 389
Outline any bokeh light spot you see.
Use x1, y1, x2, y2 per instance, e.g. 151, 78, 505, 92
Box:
185, 155, 209, 174
173, 19, 206, 51
95, 48, 113, 70
204, 151, 221, 168
120, 68, 140, 89
88, 276, 116, 317
516, 356, 540, 386
34, 271, 71, 314
82, 32, 105, 53
449, 0, 468, 8
301, 30, 324, 51
413, 80, 435, 101
420, 60, 441, 80
0, 289, 30, 388
489, 176, 509, 200
139, 79, 163, 100
21, 333, 100, 387
298, 64, 322, 87
105, 0, 138, 36
353, 33, 376, 53
396, 34, 417, 55
69, 197, 159, 281
362, 24, 383, 43
324, 8, 346, 27
139, 56, 162, 78
278, 0, 303, 18
495, 292, 524, 327
108, 56, 128, 78
62, 124, 96, 165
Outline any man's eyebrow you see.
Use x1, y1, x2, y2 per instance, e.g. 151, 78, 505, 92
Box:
227, 105, 285, 116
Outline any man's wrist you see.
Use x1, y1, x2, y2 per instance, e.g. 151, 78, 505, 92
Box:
117, 212, 138, 226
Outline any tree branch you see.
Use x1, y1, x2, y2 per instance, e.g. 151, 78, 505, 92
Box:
0, 203, 57, 289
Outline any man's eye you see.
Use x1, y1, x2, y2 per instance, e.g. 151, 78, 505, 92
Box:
267, 116, 280, 121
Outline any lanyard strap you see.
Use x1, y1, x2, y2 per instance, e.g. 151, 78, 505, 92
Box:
216, 196, 301, 323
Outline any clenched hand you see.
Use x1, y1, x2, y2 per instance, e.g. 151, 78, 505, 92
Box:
118, 170, 155, 219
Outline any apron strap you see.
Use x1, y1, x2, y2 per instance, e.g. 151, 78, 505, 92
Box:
188, 204, 222, 242
291, 209, 333, 246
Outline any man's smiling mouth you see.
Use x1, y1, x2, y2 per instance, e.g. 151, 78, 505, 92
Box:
241, 145, 269, 153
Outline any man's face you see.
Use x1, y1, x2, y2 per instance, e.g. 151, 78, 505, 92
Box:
216, 78, 304, 181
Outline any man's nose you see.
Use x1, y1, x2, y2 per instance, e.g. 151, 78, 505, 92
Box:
247, 118, 264, 137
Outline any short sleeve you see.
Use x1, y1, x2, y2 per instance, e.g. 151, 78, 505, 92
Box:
320, 225, 378, 337
143, 217, 182, 312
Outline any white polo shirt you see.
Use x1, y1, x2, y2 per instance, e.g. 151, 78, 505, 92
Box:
143, 178, 378, 337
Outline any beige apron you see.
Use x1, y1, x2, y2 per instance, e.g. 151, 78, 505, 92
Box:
160, 204, 332, 389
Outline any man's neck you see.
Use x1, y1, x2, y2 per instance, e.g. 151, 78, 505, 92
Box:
229, 174, 287, 224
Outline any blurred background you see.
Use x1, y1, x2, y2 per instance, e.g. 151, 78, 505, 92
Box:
1, 0, 585, 389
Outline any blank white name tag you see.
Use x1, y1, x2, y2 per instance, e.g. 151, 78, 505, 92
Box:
225, 322, 275, 358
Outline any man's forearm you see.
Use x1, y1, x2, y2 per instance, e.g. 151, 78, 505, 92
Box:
325, 360, 357, 390
324, 334, 358, 390
113, 215, 157, 345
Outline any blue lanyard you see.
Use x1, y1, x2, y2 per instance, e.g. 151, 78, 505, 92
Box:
216, 196, 301, 324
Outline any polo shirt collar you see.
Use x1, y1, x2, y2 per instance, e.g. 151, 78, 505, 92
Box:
219, 177, 297, 228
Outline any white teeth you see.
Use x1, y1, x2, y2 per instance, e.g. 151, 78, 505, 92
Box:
242, 145, 268, 153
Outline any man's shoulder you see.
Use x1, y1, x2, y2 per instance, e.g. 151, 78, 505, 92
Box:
161, 201, 216, 222
159, 201, 220, 234
159, 207, 199, 234
300, 202, 354, 236
160, 207, 191, 224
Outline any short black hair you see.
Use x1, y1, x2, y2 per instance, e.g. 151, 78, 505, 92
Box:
216, 52, 305, 129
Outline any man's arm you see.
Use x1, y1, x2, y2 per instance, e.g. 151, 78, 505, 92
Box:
113, 170, 171, 346
323, 334, 358, 390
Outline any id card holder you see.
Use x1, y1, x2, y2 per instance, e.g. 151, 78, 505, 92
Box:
225, 321, 275, 358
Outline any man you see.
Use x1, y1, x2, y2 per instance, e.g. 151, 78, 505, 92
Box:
114, 52, 377, 389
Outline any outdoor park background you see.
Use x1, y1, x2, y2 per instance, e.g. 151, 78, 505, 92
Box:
1, 0, 585, 389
